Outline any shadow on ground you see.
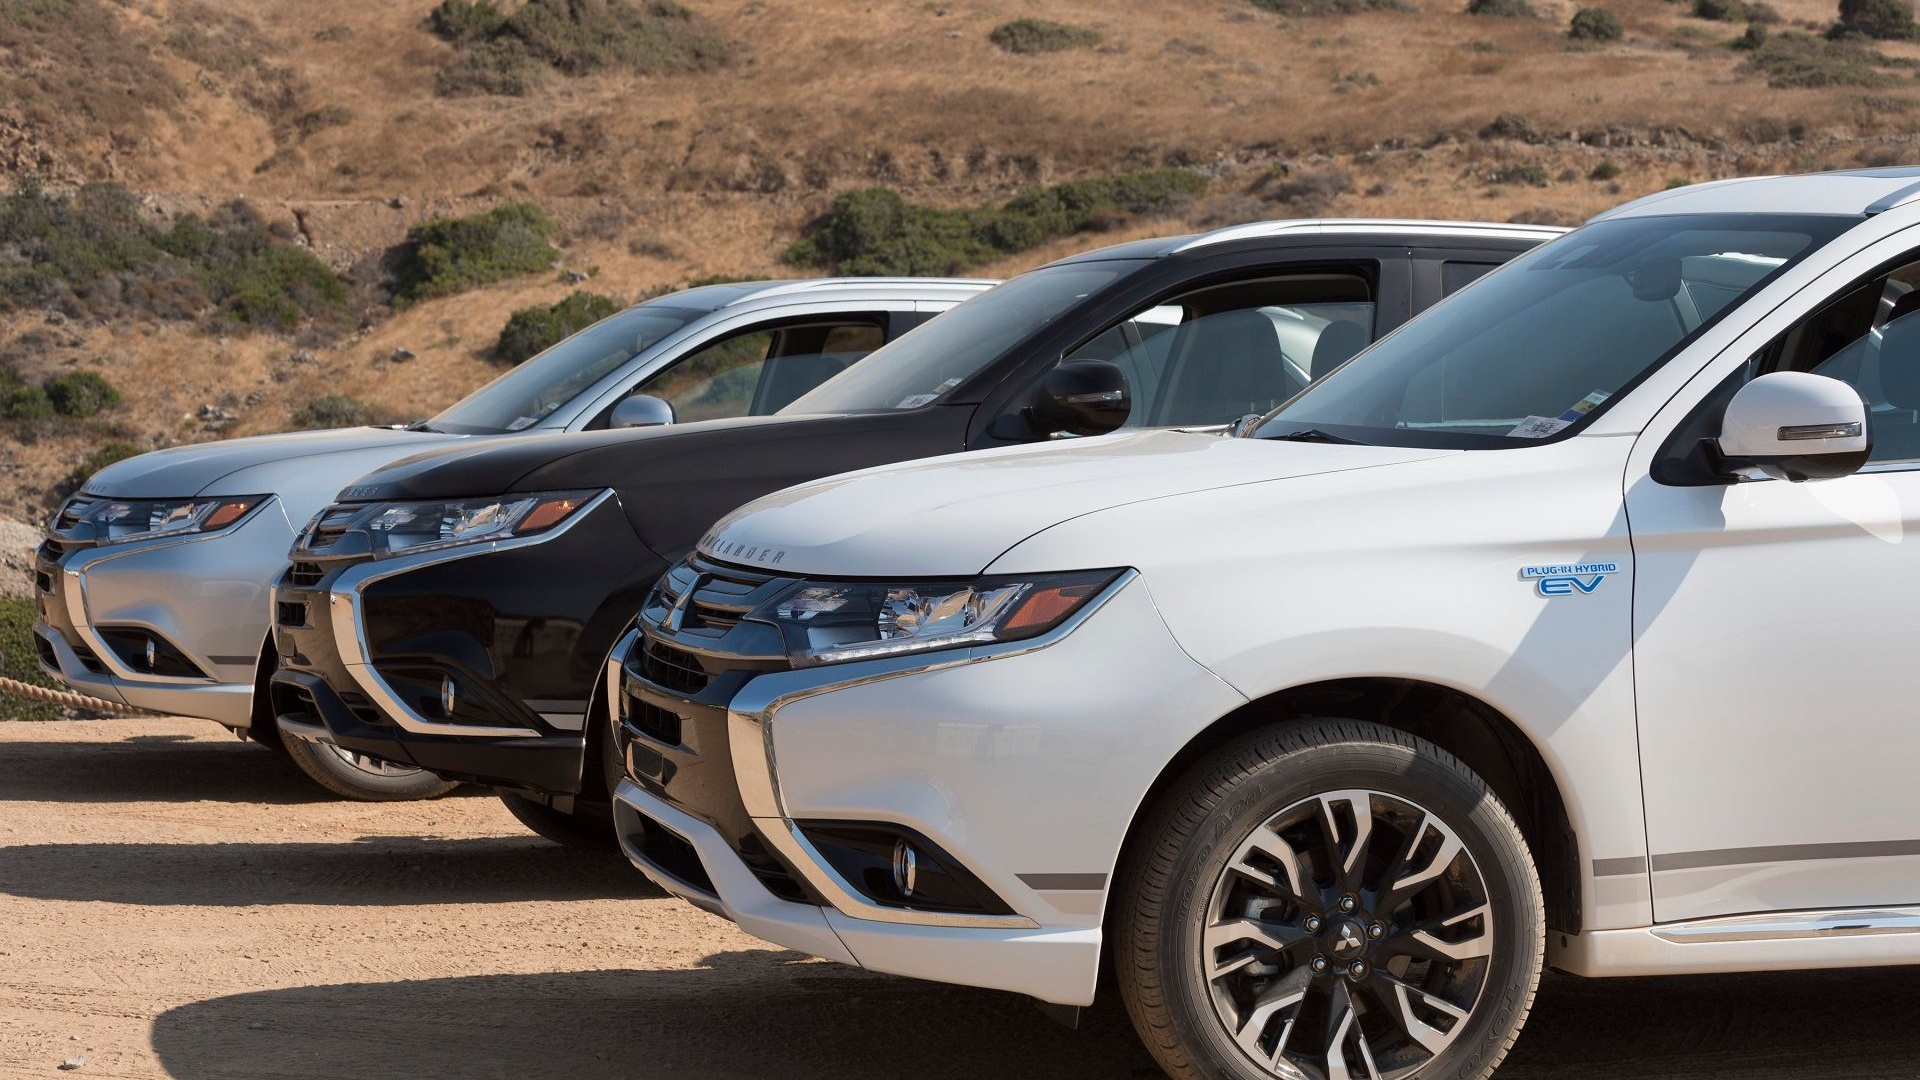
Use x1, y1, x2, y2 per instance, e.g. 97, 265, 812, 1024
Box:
0, 836, 662, 906
150, 962, 1920, 1080
0, 734, 432, 805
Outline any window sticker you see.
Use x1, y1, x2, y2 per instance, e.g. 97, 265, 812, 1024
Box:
506, 416, 539, 431
1558, 390, 1611, 423
1508, 415, 1571, 439
895, 393, 939, 409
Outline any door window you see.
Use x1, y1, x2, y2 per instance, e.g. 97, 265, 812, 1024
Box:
1100, 273, 1375, 428
1761, 256, 1920, 464
631, 318, 886, 423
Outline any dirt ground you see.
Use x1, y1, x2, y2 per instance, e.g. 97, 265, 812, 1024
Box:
5, 717, 1920, 1080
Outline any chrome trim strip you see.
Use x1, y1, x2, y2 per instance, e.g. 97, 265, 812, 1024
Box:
1652, 907, 1920, 945
317, 488, 615, 739
1651, 837, 1920, 873
722, 570, 1140, 930
1017, 873, 1108, 891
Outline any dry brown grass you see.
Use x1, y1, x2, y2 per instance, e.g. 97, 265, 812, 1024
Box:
3, 0, 1920, 515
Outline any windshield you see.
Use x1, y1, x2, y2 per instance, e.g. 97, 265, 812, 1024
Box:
1255, 213, 1855, 448
429, 305, 707, 434
780, 260, 1148, 414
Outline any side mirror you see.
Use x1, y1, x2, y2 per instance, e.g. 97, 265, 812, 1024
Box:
1027, 360, 1130, 438
610, 394, 674, 429
1716, 371, 1869, 482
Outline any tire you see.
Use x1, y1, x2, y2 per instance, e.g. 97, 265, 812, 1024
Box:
496, 790, 617, 850
1113, 719, 1543, 1080
282, 737, 462, 801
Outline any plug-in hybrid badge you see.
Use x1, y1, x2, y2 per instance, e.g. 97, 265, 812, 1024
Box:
1522, 562, 1620, 596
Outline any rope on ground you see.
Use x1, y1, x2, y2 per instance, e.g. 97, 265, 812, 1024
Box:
0, 675, 163, 716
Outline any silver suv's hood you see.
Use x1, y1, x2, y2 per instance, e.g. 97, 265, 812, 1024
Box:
700, 430, 1453, 578
84, 427, 466, 499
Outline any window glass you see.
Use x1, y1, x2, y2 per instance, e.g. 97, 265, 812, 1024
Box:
641, 331, 774, 423
429, 305, 705, 434
1257, 214, 1853, 448
1441, 262, 1499, 295
1770, 258, 1920, 463
634, 319, 888, 423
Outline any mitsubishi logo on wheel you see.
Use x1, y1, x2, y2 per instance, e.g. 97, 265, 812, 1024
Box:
1333, 922, 1364, 956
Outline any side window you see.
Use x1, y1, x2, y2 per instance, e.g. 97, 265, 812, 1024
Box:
1442, 262, 1499, 296
1766, 256, 1920, 464
632, 318, 886, 423
1124, 273, 1375, 428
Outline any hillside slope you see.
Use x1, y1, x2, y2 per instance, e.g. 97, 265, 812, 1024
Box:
2, 0, 1917, 517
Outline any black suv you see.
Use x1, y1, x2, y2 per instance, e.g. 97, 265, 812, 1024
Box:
269, 218, 1557, 844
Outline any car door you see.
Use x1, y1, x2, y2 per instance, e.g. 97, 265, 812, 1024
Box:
1626, 232, 1920, 924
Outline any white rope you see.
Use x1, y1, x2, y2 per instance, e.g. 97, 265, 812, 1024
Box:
0, 675, 164, 716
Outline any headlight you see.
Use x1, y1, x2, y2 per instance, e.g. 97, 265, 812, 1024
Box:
749, 569, 1124, 667
65, 495, 265, 545
307, 490, 602, 559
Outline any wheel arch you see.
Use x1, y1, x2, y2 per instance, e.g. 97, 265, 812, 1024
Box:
1106, 677, 1582, 942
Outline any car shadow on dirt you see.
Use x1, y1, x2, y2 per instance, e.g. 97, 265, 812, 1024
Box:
0, 735, 486, 805
0, 836, 663, 906
149, 961, 1920, 1080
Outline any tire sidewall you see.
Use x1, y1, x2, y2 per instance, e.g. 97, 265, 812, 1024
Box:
1148, 730, 1541, 1080
285, 737, 459, 801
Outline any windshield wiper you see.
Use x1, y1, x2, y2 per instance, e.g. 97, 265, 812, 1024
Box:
1265, 428, 1362, 445
403, 419, 438, 432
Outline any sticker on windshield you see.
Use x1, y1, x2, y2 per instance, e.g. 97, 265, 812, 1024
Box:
895, 394, 938, 409
506, 416, 539, 431
1558, 390, 1611, 423
1508, 415, 1571, 439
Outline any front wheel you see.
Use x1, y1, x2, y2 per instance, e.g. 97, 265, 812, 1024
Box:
282, 737, 462, 801
1114, 719, 1543, 1080
496, 790, 617, 850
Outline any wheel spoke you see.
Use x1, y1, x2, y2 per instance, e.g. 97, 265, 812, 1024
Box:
1207, 918, 1313, 979
1316, 791, 1375, 893
1321, 980, 1357, 1080
1225, 825, 1318, 903
1230, 968, 1312, 1069
1385, 824, 1463, 902
1373, 973, 1471, 1059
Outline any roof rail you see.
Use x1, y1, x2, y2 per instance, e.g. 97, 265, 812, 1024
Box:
719, 277, 999, 305
1171, 218, 1566, 254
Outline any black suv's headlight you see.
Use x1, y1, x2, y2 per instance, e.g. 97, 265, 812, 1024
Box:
750, 569, 1124, 667
300, 490, 604, 559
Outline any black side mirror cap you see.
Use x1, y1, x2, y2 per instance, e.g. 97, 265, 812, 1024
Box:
1023, 360, 1131, 438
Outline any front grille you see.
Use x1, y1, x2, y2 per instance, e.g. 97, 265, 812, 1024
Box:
300, 505, 361, 553
287, 561, 325, 587
627, 695, 683, 746
34, 569, 52, 594
32, 631, 57, 670
276, 600, 308, 628
53, 494, 98, 532
70, 641, 105, 675
651, 554, 788, 640
638, 640, 707, 694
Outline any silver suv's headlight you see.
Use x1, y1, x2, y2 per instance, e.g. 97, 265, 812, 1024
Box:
750, 569, 1123, 667
62, 495, 266, 545
309, 490, 602, 559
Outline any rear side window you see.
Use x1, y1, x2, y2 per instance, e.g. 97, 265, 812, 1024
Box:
1442, 262, 1500, 295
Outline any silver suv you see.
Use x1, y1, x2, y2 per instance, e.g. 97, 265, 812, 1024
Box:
30, 277, 990, 799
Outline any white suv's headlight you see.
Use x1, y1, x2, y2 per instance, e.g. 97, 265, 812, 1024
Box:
304, 490, 602, 559
750, 569, 1124, 667
65, 495, 265, 545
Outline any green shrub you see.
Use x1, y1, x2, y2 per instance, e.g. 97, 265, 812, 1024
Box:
158, 202, 350, 331
988, 17, 1101, 52
1569, 6, 1624, 38
429, 0, 731, 96
292, 393, 375, 429
391, 203, 560, 304
785, 170, 1205, 276
1832, 0, 1917, 38
1489, 164, 1552, 186
43, 371, 119, 417
1252, 0, 1413, 13
1, 381, 54, 421
1467, 0, 1537, 17
1590, 157, 1623, 180
495, 291, 620, 363
0, 595, 60, 720
1694, 0, 1744, 20
1740, 30, 1895, 85
1732, 22, 1770, 47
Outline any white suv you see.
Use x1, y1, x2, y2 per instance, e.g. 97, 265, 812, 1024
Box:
610, 169, 1920, 1080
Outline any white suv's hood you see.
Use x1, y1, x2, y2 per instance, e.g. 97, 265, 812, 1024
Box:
701, 430, 1454, 578
84, 427, 466, 498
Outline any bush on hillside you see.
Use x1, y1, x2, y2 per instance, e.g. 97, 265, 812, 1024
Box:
1831, 0, 1917, 38
43, 372, 120, 418
1251, 0, 1414, 13
784, 170, 1206, 276
495, 291, 620, 364
428, 0, 732, 96
0, 595, 60, 720
1590, 157, 1623, 180
1570, 6, 1625, 37
1489, 164, 1552, 186
1, 380, 54, 422
1256, 167, 1354, 214
292, 394, 377, 429
390, 203, 560, 305
988, 18, 1101, 52
1467, 0, 1538, 17
1740, 30, 1895, 85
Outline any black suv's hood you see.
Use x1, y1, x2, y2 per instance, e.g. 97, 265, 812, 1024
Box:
338, 415, 818, 502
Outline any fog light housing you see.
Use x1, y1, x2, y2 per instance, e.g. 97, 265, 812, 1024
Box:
439, 676, 457, 717
797, 822, 1014, 916
891, 838, 918, 899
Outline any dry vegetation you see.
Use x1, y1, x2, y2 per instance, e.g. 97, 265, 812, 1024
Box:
3, 0, 1920, 516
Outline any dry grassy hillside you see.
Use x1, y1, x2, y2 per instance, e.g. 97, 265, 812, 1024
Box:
3, 0, 1919, 517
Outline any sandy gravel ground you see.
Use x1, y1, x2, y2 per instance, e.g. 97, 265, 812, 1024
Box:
5, 717, 1920, 1080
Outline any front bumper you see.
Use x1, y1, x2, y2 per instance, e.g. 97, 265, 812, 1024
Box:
269, 490, 657, 795
30, 502, 293, 727
610, 570, 1248, 1006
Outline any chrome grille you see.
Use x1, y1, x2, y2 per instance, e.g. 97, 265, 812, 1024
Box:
287, 562, 325, 587
638, 640, 708, 694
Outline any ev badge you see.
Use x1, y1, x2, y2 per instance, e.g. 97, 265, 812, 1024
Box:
1521, 562, 1620, 597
